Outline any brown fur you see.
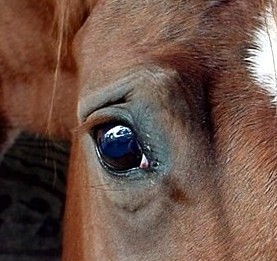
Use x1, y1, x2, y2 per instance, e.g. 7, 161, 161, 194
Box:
0, 0, 78, 140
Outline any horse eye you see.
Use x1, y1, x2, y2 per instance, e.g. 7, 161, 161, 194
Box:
95, 123, 149, 173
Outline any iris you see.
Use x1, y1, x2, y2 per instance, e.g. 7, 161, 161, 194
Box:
95, 123, 145, 172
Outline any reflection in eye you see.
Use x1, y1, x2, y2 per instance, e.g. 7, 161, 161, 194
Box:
95, 124, 149, 173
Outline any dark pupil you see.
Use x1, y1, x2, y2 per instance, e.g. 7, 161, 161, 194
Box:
96, 124, 143, 171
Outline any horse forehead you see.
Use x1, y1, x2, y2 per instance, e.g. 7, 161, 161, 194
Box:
75, 0, 273, 95
246, 9, 277, 106
74, 1, 225, 79
75, 1, 258, 63
75, 0, 228, 55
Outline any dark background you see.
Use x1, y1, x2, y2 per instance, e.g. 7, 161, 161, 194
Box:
0, 133, 69, 261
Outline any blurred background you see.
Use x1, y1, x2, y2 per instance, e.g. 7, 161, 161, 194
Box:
0, 133, 69, 261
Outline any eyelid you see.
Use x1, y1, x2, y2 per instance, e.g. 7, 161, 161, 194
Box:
78, 77, 135, 122
73, 102, 168, 181
72, 107, 134, 137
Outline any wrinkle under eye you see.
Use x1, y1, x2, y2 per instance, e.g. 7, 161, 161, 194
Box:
95, 123, 149, 173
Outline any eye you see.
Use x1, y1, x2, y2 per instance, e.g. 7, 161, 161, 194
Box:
94, 123, 150, 173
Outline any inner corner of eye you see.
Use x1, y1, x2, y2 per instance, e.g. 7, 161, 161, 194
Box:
139, 154, 149, 169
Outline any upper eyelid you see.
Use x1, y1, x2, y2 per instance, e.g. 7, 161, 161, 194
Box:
77, 66, 179, 121
72, 106, 134, 137
81, 95, 128, 122
78, 76, 136, 121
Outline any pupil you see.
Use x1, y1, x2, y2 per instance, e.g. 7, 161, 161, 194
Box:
96, 124, 143, 172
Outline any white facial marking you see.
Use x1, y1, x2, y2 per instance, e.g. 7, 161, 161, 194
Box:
246, 9, 277, 105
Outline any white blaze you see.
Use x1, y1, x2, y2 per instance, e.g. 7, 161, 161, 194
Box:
247, 9, 277, 105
